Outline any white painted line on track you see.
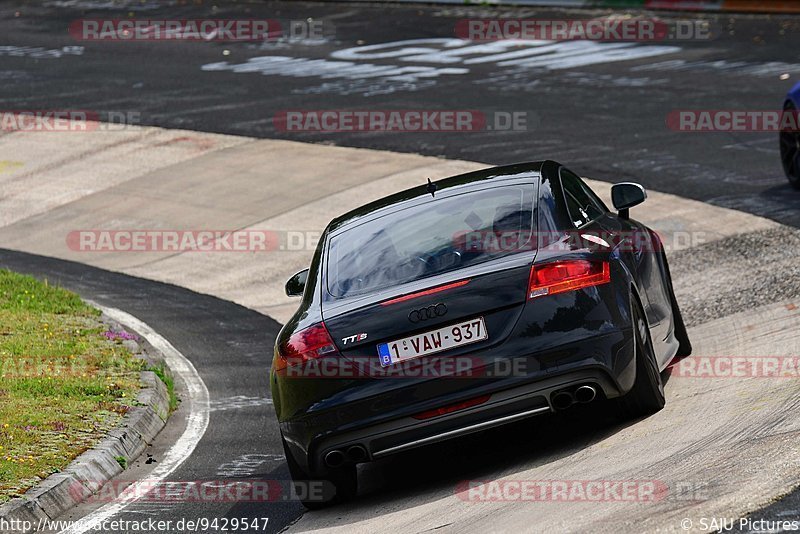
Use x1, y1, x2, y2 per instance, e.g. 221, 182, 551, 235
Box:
58, 302, 211, 534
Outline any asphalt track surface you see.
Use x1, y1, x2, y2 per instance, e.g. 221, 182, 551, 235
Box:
1, 0, 800, 532
0, 0, 799, 226
0, 248, 303, 534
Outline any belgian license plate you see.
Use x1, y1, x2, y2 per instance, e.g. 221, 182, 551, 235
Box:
377, 317, 488, 367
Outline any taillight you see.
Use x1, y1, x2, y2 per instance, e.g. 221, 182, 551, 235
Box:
528, 260, 610, 299
274, 322, 339, 372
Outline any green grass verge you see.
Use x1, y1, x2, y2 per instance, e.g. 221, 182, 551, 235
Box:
0, 269, 144, 503
147, 361, 179, 413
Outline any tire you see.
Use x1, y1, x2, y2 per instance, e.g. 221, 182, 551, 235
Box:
669, 295, 692, 359
780, 101, 800, 190
281, 435, 357, 509
661, 252, 692, 358
617, 297, 666, 420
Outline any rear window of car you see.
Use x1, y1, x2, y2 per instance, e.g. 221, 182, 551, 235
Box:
326, 184, 536, 298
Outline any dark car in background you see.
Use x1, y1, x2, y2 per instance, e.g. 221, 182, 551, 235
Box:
270, 160, 691, 507
782, 81, 800, 189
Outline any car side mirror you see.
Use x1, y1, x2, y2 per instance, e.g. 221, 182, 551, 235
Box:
611, 182, 647, 220
285, 269, 309, 297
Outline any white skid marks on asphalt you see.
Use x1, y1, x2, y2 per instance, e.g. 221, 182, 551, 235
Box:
58, 303, 210, 534
0, 45, 84, 59
209, 395, 273, 412
202, 39, 681, 96
216, 454, 285, 478
630, 58, 800, 77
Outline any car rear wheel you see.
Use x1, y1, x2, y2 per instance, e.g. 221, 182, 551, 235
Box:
780, 101, 800, 190
281, 435, 357, 509
617, 298, 665, 419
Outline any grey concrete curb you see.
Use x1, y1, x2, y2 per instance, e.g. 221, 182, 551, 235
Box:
0, 313, 173, 534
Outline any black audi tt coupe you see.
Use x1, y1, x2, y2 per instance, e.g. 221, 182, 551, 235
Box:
271, 160, 691, 507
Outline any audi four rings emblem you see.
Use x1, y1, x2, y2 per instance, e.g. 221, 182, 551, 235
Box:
408, 303, 448, 323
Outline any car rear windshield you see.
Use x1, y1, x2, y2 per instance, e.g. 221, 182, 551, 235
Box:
326, 184, 536, 298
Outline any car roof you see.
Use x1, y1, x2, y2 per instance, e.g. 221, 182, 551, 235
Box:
327, 160, 549, 233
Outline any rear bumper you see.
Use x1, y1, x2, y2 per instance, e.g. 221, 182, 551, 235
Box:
332, 367, 618, 461
281, 353, 631, 475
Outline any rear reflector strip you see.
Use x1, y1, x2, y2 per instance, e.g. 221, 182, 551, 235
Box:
412, 394, 491, 420
380, 279, 471, 306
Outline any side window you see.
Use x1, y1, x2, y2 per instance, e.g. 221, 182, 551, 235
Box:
576, 175, 610, 214
559, 168, 606, 228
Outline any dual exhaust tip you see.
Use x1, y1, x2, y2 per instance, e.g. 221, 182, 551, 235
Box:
324, 444, 367, 468
551, 384, 597, 410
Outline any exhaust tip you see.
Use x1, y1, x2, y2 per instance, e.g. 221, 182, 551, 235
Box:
551, 391, 574, 410
574, 385, 597, 404
346, 445, 367, 463
324, 449, 346, 468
